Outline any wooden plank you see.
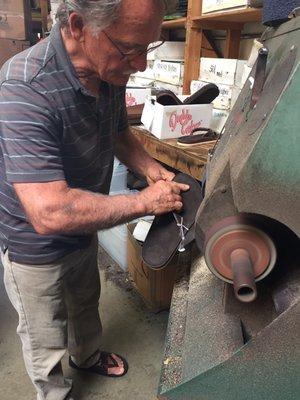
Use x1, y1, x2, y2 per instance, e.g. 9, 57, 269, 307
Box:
203, 30, 223, 58
40, 0, 49, 34
192, 20, 243, 30
225, 29, 242, 58
131, 127, 215, 181
192, 8, 262, 25
183, 26, 203, 94
182, 0, 203, 94
162, 17, 187, 29
202, 34, 219, 58
0, 38, 30, 67
0, 0, 29, 40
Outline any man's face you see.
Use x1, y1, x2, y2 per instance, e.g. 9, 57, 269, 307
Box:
81, 0, 165, 86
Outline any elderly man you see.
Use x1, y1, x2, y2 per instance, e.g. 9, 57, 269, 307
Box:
0, 0, 187, 399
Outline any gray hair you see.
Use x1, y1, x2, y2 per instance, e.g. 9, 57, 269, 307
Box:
56, 0, 178, 33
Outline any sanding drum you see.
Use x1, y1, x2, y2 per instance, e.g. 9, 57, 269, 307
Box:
204, 215, 277, 303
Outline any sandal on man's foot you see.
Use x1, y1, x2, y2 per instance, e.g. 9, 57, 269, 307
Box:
69, 351, 128, 378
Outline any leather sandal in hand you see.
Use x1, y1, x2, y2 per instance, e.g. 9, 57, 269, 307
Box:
142, 173, 203, 269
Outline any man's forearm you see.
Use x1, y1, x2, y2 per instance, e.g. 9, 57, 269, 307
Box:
16, 184, 146, 235
14, 176, 188, 236
49, 189, 147, 234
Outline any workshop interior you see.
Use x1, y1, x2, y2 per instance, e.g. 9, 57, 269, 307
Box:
0, 1, 299, 399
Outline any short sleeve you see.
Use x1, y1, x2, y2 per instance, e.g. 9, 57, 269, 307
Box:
117, 86, 129, 133
0, 79, 65, 183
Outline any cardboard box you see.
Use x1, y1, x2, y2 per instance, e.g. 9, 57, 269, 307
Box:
147, 41, 185, 61
0, 0, 28, 40
128, 76, 154, 88
154, 60, 185, 86
98, 223, 128, 271
199, 57, 247, 88
0, 0, 25, 14
125, 87, 151, 106
190, 80, 241, 110
131, 60, 155, 80
202, 0, 249, 14
0, 14, 27, 40
0, 38, 30, 68
154, 81, 183, 96
211, 108, 230, 133
127, 223, 178, 311
141, 98, 213, 139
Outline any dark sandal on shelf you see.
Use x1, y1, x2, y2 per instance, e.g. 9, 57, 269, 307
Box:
177, 128, 219, 146
183, 83, 220, 105
69, 351, 129, 378
156, 89, 183, 106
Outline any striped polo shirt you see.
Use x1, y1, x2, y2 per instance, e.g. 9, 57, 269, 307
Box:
0, 23, 128, 264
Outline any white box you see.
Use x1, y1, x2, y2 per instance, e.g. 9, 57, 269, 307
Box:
98, 223, 128, 271
190, 80, 240, 110
125, 87, 151, 106
141, 98, 213, 139
128, 76, 154, 87
98, 189, 140, 271
131, 60, 155, 80
210, 108, 230, 133
109, 158, 128, 193
154, 60, 185, 86
202, 0, 249, 14
154, 81, 183, 96
200, 58, 247, 88
98, 189, 131, 271
147, 41, 185, 61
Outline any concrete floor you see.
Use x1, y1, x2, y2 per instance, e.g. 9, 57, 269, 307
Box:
0, 247, 169, 400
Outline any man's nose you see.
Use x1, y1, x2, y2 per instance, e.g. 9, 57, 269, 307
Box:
130, 54, 148, 72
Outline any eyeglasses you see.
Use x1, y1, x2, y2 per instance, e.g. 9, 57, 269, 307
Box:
102, 30, 165, 61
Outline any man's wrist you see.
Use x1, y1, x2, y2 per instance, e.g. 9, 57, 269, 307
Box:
132, 192, 149, 216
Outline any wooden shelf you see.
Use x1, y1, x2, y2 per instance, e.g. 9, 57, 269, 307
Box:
192, 8, 262, 29
160, 2, 264, 94
131, 127, 214, 180
162, 17, 187, 29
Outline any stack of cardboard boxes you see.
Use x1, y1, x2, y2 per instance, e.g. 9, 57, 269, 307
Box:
191, 36, 262, 133
190, 58, 249, 133
126, 41, 186, 107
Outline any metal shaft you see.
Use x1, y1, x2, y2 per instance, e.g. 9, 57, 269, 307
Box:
230, 248, 257, 303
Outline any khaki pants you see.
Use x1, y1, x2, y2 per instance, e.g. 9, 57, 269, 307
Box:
1, 236, 102, 400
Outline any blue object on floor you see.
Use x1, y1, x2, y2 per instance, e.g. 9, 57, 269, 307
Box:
263, 0, 300, 26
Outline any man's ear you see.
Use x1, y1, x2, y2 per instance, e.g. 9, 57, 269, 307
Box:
68, 12, 85, 42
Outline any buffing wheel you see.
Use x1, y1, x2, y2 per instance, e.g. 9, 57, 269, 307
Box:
204, 216, 277, 284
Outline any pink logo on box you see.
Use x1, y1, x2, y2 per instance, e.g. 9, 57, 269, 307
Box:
126, 92, 137, 106
169, 109, 202, 135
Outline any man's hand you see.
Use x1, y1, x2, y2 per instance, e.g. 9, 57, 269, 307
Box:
138, 180, 189, 215
145, 163, 175, 185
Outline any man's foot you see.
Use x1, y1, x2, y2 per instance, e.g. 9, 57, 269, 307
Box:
69, 352, 128, 378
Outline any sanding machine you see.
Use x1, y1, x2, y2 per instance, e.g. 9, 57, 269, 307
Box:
158, 8, 300, 400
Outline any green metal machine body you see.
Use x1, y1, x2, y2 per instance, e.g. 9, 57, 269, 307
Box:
158, 12, 300, 400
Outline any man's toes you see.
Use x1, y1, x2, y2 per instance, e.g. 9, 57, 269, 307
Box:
108, 354, 124, 375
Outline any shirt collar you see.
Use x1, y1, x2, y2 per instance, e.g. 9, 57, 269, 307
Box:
49, 22, 83, 92
49, 23, 113, 98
